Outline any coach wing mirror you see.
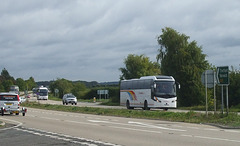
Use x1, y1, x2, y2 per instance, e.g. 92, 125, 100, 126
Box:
176, 82, 180, 89
154, 83, 157, 89
151, 83, 157, 92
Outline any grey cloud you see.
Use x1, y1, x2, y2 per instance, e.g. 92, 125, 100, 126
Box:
1, 0, 240, 82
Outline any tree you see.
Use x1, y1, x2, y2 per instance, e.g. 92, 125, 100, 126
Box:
71, 82, 87, 99
2, 80, 14, 91
0, 81, 5, 92
119, 54, 160, 80
157, 27, 209, 106
1, 68, 14, 81
49, 78, 73, 98
228, 67, 240, 107
16, 78, 27, 91
26, 77, 37, 90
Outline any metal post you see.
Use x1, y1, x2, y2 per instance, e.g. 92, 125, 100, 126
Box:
105, 90, 106, 99
221, 85, 224, 115
226, 86, 229, 115
214, 71, 216, 114
205, 71, 208, 117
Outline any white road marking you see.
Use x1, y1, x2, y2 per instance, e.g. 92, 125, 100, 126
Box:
110, 126, 162, 134
204, 128, 219, 131
186, 126, 199, 129
181, 134, 240, 143
14, 127, 119, 146
225, 130, 240, 133
0, 117, 23, 131
128, 121, 186, 132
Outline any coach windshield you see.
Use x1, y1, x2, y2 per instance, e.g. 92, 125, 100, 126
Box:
154, 81, 176, 97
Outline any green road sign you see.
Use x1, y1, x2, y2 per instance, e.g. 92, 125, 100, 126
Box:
217, 66, 229, 85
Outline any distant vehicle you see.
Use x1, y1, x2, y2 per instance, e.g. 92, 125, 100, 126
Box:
19, 96, 26, 104
9, 85, 19, 94
62, 93, 77, 105
32, 88, 38, 97
120, 76, 180, 110
37, 86, 48, 100
0, 92, 27, 116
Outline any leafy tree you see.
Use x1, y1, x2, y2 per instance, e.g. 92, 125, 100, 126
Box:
1, 68, 14, 81
228, 67, 240, 107
71, 82, 87, 99
119, 54, 160, 80
2, 80, 14, 91
49, 78, 73, 98
157, 27, 209, 106
16, 78, 27, 91
26, 77, 37, 90
0, 81, 5, 92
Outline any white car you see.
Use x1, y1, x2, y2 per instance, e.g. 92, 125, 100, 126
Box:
62, 93, 77, 105
0, 92, 27, 116
19, 96, 26, 104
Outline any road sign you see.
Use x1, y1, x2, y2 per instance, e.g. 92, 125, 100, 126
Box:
97, 90, 108, 95
55, 89, 59, 93
217, 66, 229, 85
201, 70, 216, 88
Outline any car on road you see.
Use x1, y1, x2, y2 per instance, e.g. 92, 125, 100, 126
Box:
0, 92, 27, 116
62, 93, 77, 105
19, 96, 26, 104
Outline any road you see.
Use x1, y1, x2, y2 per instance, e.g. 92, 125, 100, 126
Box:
28, 96, 234, 115
1, 106, 240, 146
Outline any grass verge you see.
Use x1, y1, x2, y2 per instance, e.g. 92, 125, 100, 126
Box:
21, 101, 240, 128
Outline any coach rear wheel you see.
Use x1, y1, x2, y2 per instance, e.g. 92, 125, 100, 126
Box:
144, 101, 150, 110
126, 100, 130, 109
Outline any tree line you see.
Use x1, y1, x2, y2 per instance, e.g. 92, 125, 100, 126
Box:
48, 78, 119, 103
0, 68, 36, 92
0, 69, 119, 102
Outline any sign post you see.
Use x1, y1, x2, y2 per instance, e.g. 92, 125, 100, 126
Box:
54, 89, 59, 97
217, 66, 229, 115
201, 70, 216, 116
205, 71, 208, 117
97, 90, 109, 100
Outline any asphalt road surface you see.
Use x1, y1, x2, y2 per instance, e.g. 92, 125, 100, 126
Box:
0, 124, 85, 146
1, 107, 240, 146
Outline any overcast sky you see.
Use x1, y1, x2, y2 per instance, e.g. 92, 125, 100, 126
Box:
0, 0, 239, 82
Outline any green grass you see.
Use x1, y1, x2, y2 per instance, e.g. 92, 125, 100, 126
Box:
21, 101, 240, 128
49, 95, 106, 103
48, 95, 62, 101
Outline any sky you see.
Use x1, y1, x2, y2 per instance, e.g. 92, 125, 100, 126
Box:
0, 0, 240, 82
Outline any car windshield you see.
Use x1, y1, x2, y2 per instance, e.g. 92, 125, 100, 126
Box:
0, 95, 18, 101
154, 81, 176, 97
67, 95, 75, 98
